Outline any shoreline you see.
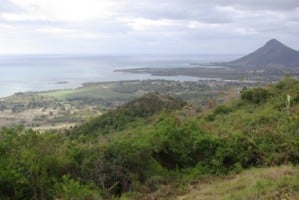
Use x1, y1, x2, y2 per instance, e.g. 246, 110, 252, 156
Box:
1, 76, 261, 99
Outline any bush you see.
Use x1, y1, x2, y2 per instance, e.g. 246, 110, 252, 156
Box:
54, 175, 101, 200
150, 115, 199, 169
214, 105, 233, 115
241, 87, 270, 104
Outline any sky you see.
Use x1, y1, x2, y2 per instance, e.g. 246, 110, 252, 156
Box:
0, 0, 298, 55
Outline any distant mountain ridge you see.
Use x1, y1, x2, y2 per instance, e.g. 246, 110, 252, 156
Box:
229, 39, 299, 68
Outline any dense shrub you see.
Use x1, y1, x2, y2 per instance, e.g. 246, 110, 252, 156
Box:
150, 115, 199, 169
72, 93, 185, 136
206, 104, 234, 121
54, 175, 101, 200
1, 78, 299, 199
240, 87, 270, 104
214, 105, 233, 115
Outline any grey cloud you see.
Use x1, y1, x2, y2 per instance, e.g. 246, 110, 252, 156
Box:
221, 0, 299, 11
119, 0, 299, 22
0, 0, 27, 16
121, 2, 232, 23
0, 0, 17, 12
0, 0, 298, 54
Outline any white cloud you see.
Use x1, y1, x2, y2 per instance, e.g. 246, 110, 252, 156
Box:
6, 0, 121, 22
36, 27, 104, 39
186, 21, 222, 30
0, 0, 298, 54
0, 22, 14, 29
0, 24, 42, 54
124, 18, 181, 31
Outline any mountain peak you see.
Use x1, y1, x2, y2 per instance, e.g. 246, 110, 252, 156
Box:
264, 39, 287, 49
229, 39, 299, 68
266, 38, 282, 44
266, 38, 280, 44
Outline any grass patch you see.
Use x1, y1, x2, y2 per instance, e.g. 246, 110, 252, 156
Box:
42, 89, 76, 100
179, 165, 299, 200
42, 85, 130, 100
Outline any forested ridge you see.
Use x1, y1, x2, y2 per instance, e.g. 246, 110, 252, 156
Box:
1, 77, 299, 199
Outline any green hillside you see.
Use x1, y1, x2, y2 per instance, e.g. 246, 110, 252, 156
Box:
71, 93, 185, 136
0, 77, 299, 199
179, 165, 299, 200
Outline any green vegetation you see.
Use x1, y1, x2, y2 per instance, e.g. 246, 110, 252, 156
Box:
1, 79, 237, 129
41, 79, 231, 108
179, 165, 299, 200
0, 92, 102, 129
0, 77, 299, 199
71, 93, 185, 136
1, 79, 246, 130
43, 85, 130, 102
240, 87, 269, 104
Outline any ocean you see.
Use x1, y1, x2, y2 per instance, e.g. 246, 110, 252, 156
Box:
0, 54, 238, 97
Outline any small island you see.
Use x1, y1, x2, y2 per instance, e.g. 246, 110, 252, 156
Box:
55, 81, 69, 84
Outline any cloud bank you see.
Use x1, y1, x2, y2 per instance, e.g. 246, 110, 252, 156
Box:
0, 0, 298, 54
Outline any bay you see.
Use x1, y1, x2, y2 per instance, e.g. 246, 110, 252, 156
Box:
0, 54, 238, 97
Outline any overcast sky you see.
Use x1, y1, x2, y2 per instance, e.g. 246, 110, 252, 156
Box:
0, 0, 298, 55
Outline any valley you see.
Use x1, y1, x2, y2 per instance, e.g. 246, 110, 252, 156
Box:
1, 39, 299, 199
1, 77, 298, 199
0, 79, 256, 130
1, 0, 299, 198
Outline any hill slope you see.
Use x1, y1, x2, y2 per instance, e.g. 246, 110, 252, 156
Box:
179, 165, 299, 200
229, 39, 299, 68
71, 93, 185, 136
1, 78, 299, 199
